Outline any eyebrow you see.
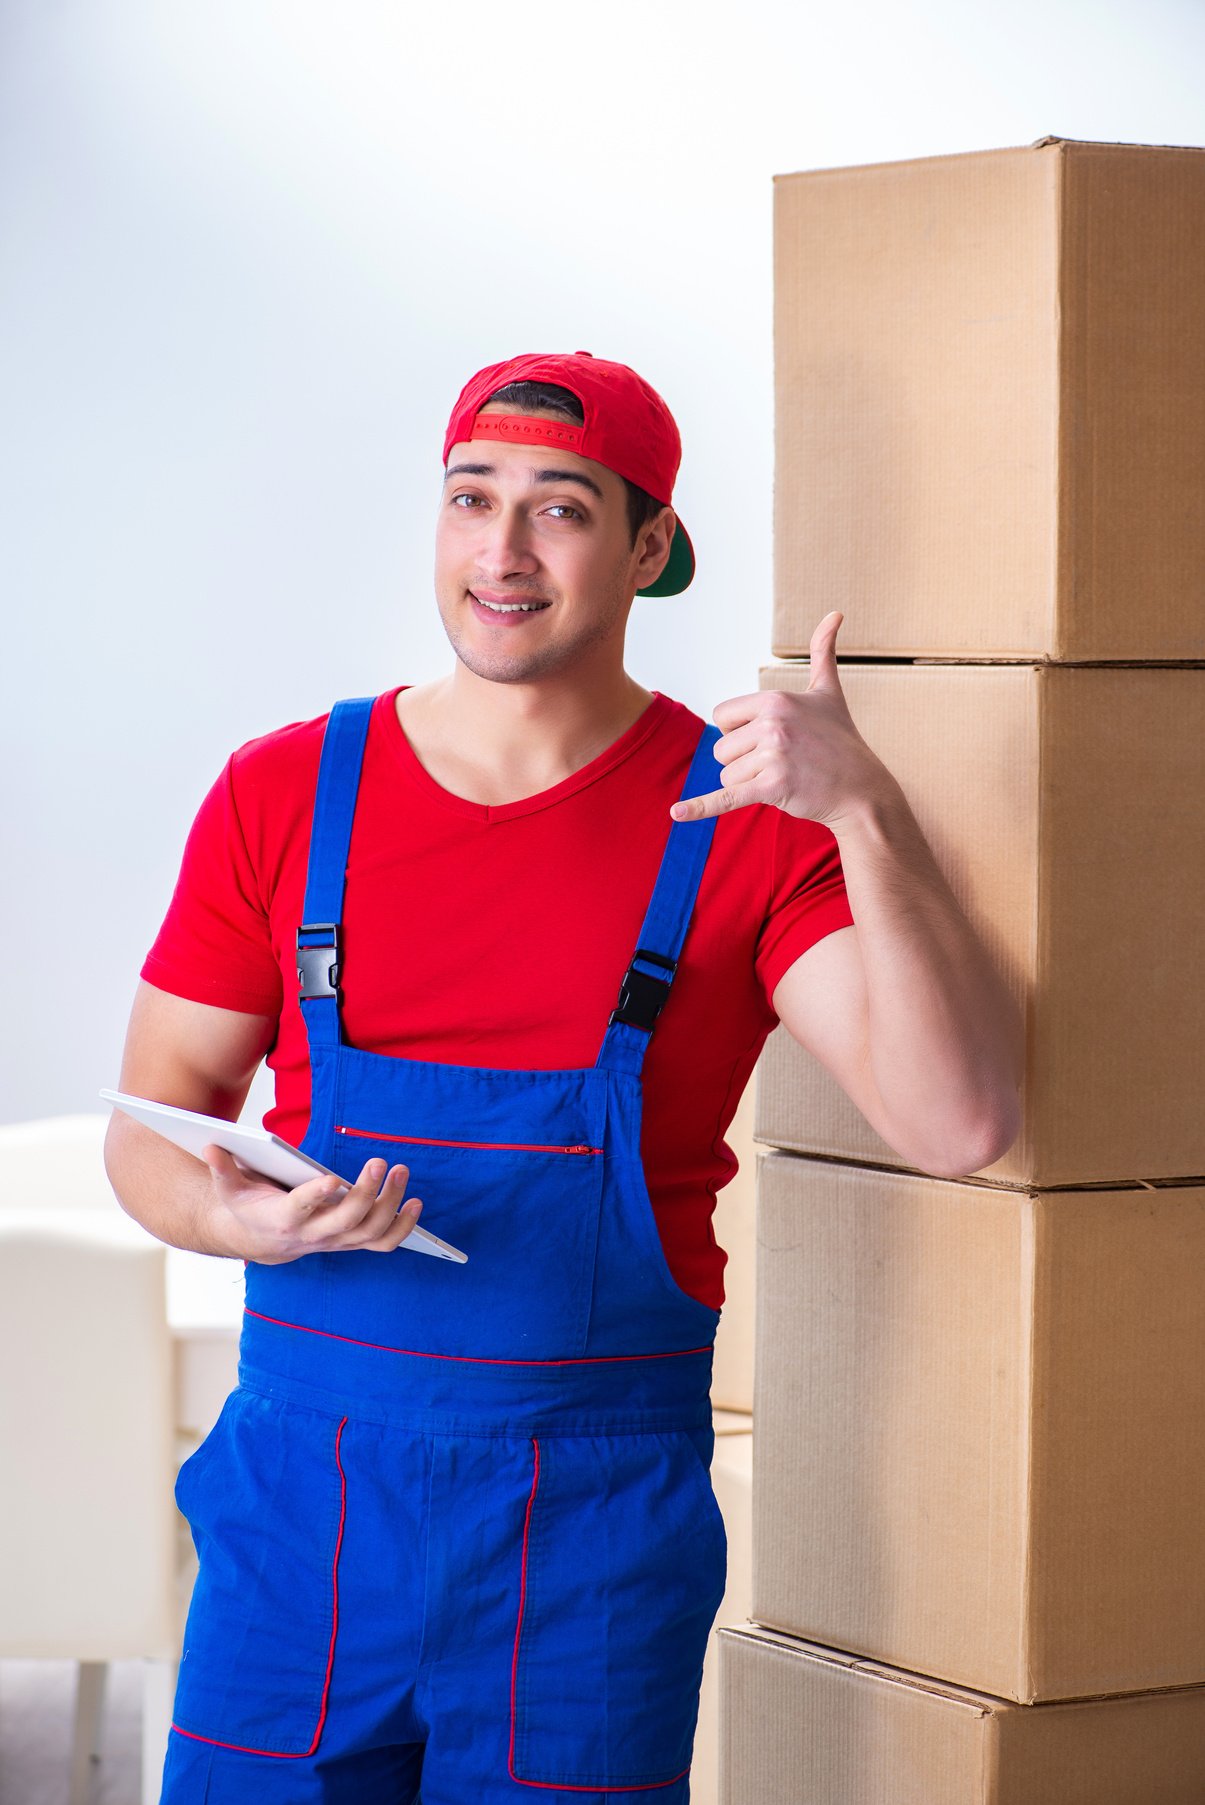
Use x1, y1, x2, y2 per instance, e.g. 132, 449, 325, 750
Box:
443, 461, 605, 502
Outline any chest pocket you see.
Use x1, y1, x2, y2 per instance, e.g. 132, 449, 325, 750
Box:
315, 1122, 608, 1360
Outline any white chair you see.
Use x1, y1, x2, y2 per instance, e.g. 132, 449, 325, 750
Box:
0, 1115, 187, 1805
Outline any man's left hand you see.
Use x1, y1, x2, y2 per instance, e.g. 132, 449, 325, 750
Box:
669, 611, 890, 829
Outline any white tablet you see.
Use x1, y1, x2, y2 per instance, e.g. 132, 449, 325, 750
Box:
100, 1089, 467, 1263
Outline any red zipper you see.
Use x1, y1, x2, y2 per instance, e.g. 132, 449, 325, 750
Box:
334, 1125, 602, 1156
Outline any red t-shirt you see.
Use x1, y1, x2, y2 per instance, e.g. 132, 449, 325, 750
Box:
141, 688, 854, 1308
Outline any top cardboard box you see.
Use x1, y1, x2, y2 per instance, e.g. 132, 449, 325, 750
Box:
774, 138, 1205, 660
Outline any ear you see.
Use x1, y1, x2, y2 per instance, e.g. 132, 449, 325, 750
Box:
633, 504, 677, 589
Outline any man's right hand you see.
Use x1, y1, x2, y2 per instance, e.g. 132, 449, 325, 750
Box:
202, 1147, 423, 1265
105, 983, 431, 1262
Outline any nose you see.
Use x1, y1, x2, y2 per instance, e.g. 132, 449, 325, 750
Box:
475, 503, 540, 582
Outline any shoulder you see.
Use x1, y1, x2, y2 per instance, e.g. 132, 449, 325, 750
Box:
641, 690, 709, 772
224, 689, 400, 815
648, 690, 704, 736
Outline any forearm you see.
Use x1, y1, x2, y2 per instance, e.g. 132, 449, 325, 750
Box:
832, 776, 1024, 1175
104, 1112, 243, 1258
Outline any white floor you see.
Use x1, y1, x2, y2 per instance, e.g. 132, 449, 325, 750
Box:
0, 1661, 146, 1805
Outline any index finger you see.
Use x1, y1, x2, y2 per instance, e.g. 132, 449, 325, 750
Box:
670, 784, 755, 823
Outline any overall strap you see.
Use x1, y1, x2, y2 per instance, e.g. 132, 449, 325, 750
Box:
296, 696, 376, 1050
596, 722, 723, 1078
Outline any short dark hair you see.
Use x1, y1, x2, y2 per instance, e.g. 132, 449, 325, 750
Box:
485, 379, 666, 549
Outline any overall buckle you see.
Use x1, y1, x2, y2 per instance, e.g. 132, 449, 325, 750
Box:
297, 923, 341, 1001
609, 948, 677, 1033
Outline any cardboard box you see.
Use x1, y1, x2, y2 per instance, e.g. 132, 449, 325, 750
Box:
774, 137, 1205, 661
711, 1074, 758, 1414
752, 1152, 1205, 1702
693, 1417, 754, 1805
720, 1625, 1205, 1805
754, 661, 1205, 1187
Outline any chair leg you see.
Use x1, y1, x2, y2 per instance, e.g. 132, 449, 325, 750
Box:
141, 1658, 177, 1805
69, 1661, 107, 1805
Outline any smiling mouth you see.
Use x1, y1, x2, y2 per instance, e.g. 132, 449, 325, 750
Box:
470, 592, 552, 614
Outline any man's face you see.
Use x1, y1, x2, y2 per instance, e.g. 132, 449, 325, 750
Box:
433, 410, 672, 686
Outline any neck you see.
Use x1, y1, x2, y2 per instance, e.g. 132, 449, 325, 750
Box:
396, 662, 656, 807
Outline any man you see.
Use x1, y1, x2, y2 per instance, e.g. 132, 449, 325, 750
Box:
106, 350, 1022, 1804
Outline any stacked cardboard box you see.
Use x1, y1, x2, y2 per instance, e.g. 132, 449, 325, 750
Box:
719, 1626, 1205, 1805
723, 137, 1205, 1802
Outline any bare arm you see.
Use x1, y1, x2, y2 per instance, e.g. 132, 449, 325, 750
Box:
771, 791, 1024, 1179
104, 981, 424, 1262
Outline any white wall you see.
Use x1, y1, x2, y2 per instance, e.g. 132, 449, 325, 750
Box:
3, 0, 1202, 1121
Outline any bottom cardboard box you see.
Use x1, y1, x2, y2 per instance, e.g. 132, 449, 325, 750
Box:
719, 1625, 1205, 1805
753, 1151, 1205, 1701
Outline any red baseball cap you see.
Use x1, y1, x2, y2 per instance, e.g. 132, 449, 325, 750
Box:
442, 350, 694, 597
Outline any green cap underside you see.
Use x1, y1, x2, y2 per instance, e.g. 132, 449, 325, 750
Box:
637, 517, 694, 598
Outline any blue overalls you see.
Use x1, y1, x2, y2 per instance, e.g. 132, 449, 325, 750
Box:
162, 699, 729, 1805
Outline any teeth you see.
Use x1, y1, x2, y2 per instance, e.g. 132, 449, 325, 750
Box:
476, 597, 549, 613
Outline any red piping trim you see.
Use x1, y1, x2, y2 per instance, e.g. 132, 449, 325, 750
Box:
309, 1415, 348, 1751
335, 1124, 602, 1156
507, 1436, 541, 1783
244, 1309, 710, 1366
507, 1436, 690, 1793
169, 1414, 349, 1760
509, 1764, 692, 1795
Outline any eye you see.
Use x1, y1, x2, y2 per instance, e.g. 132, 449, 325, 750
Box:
450, 492, 485, 509
544, 503, 582, 520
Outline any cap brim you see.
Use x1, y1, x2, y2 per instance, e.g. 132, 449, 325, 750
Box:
637, 515, 695, 597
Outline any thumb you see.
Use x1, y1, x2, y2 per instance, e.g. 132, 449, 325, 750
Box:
806, 610, 845, 694
201, 1143, 252, 1192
